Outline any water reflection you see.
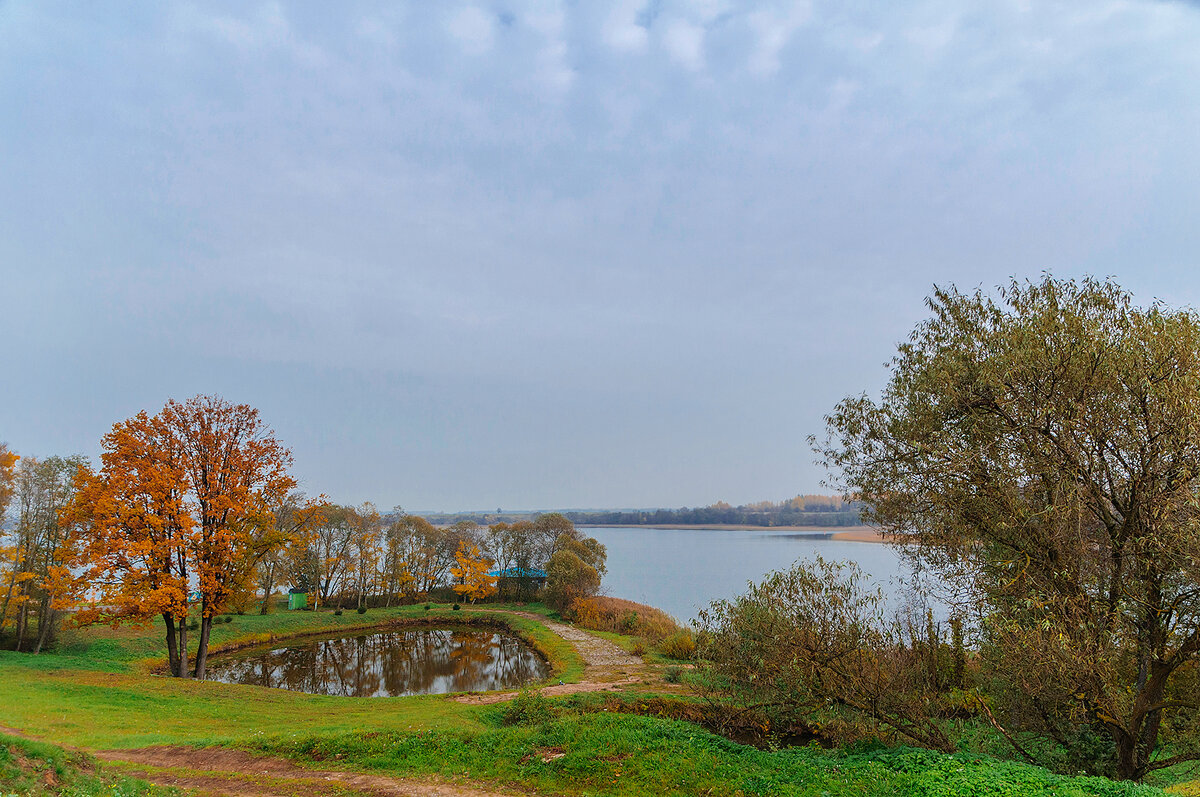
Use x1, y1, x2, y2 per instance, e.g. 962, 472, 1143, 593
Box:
205, 627, 550, 697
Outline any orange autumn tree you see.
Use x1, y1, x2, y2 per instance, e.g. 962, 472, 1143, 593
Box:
450, 542, 496, 604
0, 443, 17, 518
69, 410, 193, 675
70, 396, 295, 678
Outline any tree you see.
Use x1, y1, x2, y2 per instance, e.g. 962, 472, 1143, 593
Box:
450, 542, 496, 603
0, 455, 88, 652
254, 492, 321, 614
543, 532, 606, 614
69, 410, 193, 675
350, 503, 382, 609
71, 396, 295, 678
0, 443, 16, 521
818, 276, 1200, 780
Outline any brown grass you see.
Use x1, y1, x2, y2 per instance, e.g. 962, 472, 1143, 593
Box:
569, 596, 680, 642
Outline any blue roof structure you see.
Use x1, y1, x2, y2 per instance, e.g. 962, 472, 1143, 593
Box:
487, 567, 548, 579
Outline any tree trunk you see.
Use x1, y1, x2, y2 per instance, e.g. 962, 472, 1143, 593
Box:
177, 618, 189, 678
0, 568, 18, 636
193, 614, 212, 679
14, 601, 28, 652
33, 603, 53, 654
164, 612, 180, 676
1113, 659, 1173, 780
259, 561, 276, 614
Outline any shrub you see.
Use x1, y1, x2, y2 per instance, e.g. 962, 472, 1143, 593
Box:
664, 665, 683, 684
697, 557, 953, 753
630, 638, 647, 656
223, 616, 233, 624
187, 621, 199, 631
502, 688, 557, 726
452, 603, 461, 611
357, 606, 367, 615
334, 609, 343, 616
424, 603, 431, 611
657, 630, 696, 660
571, 596, 680, 642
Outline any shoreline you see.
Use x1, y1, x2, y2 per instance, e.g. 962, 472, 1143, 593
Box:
576, 523, 897, 544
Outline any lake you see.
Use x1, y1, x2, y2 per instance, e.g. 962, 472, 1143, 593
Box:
583, 526, 925, 623
205, 626, 550, 697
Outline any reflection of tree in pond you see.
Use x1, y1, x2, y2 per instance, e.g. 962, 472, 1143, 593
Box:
204, 627, 549, 697
449, 630, 494, 691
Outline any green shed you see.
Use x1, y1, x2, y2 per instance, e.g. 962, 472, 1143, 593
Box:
287, 589, 308, 610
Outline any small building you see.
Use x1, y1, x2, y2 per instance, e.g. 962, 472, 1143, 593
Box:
287, 589, 308, 610
487, 567, 548, 590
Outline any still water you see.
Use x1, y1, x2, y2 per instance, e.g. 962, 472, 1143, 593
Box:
584, 526, 922, 623
205, 626, 550, 697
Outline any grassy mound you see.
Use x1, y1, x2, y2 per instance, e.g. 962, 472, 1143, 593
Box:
0, 733, 172, 797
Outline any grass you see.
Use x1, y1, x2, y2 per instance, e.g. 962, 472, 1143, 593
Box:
0, 603, 580, 749
0, 733, 175, 797
248, 711, 1163, 797
0, 601, 1184, 796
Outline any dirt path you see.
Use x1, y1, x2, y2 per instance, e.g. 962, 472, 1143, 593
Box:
453, 611, 644, 705
2, 726, 517, 797
95, 746, 524, 797
528, 616, 641, 668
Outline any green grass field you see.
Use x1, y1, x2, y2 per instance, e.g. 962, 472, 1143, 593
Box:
0, 603, 1187, 796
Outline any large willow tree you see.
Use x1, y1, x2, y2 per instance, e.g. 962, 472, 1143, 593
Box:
819, 276, 1200, 780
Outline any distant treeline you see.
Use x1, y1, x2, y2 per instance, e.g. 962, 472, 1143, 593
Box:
567, 495, 863, 528
425, 496, 863, 529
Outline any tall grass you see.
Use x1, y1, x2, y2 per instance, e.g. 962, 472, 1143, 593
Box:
570, 596, 680, 642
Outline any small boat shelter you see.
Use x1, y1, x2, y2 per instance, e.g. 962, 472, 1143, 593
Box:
486, 567, 548, 588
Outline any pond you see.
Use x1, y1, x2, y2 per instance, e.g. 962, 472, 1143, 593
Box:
204, 625, 550, 697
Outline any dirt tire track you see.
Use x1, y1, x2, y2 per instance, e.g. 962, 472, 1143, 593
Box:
95, 746, 525, 797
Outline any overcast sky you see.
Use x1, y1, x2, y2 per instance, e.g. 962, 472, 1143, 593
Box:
2, 1, 1199, 511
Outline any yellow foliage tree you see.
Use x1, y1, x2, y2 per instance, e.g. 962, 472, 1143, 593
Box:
450, 542, 496, 604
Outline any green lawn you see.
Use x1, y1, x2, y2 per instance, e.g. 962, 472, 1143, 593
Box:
0, 604, 576, 748
0, 604, 1181, 796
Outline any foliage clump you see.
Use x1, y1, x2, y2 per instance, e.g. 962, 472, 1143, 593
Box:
698, 556, 953, 752
657, 630, 696, 660
501, 687, 558, 726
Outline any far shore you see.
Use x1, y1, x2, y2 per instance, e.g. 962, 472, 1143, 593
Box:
576, 523, 898, 544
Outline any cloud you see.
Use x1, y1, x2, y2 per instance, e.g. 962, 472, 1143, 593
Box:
447, 5, 495, 56
7, 0, 1200, 508
174, 2, 325, 66
905, 16, 957, 52
603, 0, 649, 52
523, 0, 575, 91
663, 19, 705, 70
746, 1, 812, 75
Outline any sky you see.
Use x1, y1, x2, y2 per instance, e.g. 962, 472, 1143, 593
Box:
2, 1, 1200, 512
